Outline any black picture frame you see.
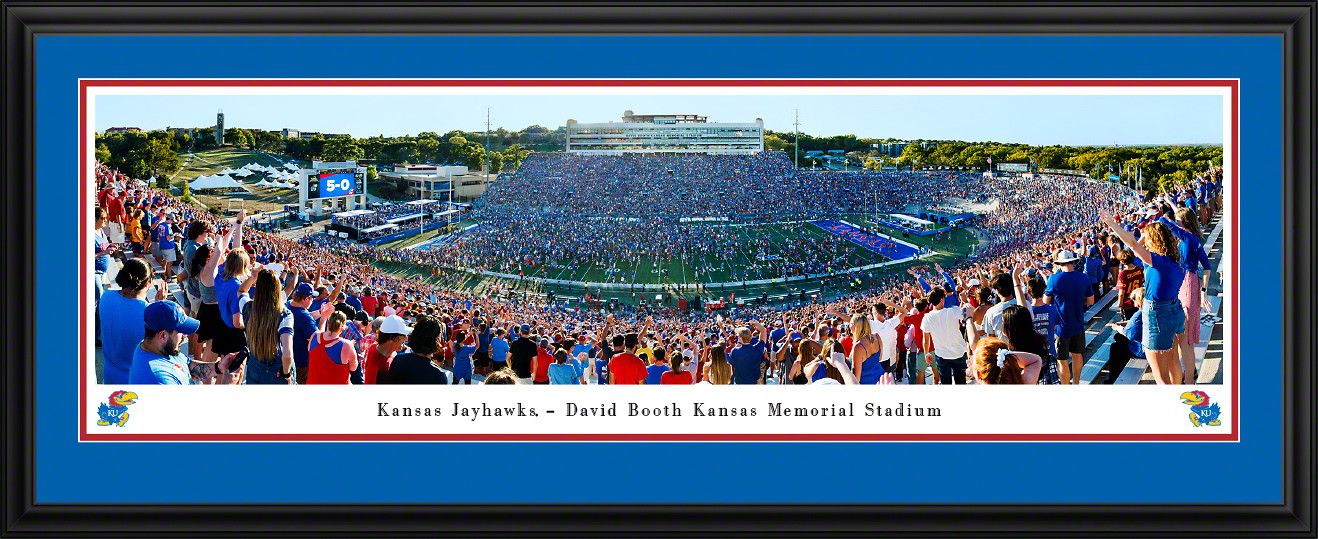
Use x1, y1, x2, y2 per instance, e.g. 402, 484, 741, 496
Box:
2, 2, 1312, 536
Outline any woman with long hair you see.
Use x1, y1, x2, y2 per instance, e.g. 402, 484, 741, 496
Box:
195, 214, 245, 383
848, 314, 886, 384
971, 336, 1043, 385
241, 269, 295, 384
1098, 210, 1187, 384
802, 339, 859, 385
1000, 305, 1060, 385
1162, 206, 1213, 384
214, 248, 259, 360
702, 344, 733, 385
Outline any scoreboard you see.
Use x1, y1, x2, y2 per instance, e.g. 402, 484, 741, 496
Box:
309, 168, 362, 199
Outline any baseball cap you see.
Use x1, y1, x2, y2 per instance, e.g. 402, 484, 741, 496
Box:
968, 278, 980, 286
1088, 246, 1099, 256
520, 324, 531, 334
379, 315, 413, 335
144, 300, 200, 335
293, 283, 320, 298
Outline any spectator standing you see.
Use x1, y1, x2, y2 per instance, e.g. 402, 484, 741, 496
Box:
100, 258, 165, 384
240, 269, 296, 384
383, 315, 448, 384
1043, 249, 1095, 384
920, 288, 970, 384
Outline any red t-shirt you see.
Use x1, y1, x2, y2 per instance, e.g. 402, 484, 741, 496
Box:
364, 343, 394, 384
106, 196, 125, 224
661, 370, 693, 384
534, 348, 553, 382
840, 336, 854, 356
608, 353, 647, 385
907, 310, 928, 352
360, 295, 378, 317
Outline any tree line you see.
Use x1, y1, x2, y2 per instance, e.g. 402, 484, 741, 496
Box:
763, 130, 1222, 192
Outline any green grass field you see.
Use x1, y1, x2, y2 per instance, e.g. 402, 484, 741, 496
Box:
172, 148, 309, 212
371, 220, 986, 306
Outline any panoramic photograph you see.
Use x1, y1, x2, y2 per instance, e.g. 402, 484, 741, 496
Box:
88, 89, 1227, 394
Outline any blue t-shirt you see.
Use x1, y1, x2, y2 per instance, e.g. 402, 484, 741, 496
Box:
728, 339, 768, 384
476, 327, 491, 354
1082, 256, 1104, 285
1158, 217, 1212, 275
345, 294, 363, 313
547, 363, 577, 385
571, 343, 593, 360
489, 337, 509, 364
453, 343, 476, 376
769, 328, 787, 349
645, 364, 669, 385
1122, 310, 1146, 358
1044, 271, 1095, 338
1144, 253, 1186, 302
152, 221, 175, 250
594, 357, 610, 385
216, 277, 245, 329
288, 304, 317, 368
1029, 303, 1061, 359
93, 232, 112, 274
570, 358, 587, 383
127, 347, 190, 385
99, 291, 148, 384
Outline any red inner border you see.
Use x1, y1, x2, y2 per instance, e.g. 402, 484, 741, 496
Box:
79, 79, 1240, 442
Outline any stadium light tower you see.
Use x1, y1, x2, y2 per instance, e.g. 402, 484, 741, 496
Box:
793, 108, 800, 170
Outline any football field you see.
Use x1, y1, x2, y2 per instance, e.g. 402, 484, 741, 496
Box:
376, 221, 981, 305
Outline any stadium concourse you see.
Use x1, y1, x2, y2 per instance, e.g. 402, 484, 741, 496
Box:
91, 151, 1226, 386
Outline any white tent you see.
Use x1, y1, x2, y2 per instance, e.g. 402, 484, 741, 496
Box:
189, 174, 246, 191
254, 179, 272, 187
220, 167, 239, 175
284, 162, 301, 170
233, 169, 254, 177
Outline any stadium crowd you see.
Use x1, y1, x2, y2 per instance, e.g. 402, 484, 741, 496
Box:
91, 152, 1223, 386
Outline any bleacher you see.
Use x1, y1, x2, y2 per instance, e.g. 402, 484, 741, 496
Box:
1088, 216, 1225, 384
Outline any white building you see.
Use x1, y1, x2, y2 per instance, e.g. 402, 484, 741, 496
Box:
565, 111, 764, 155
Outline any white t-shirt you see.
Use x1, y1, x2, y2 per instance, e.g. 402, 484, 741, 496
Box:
920, 307, 969, 359
264, 262, 285, 281
981, 298, 1017, 340
870, 316, 900, 364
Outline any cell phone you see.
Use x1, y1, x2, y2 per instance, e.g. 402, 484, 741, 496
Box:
228, 348, 249, 373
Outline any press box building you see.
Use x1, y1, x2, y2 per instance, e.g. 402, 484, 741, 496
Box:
565, 111, 764, 155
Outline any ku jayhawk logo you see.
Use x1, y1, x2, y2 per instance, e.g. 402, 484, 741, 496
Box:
96, 391, 138, 427
1179, 390, 1221, 427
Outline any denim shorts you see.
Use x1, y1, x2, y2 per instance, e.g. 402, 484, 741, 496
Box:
1142, 297, 1186, 352
244, 358, 296, 385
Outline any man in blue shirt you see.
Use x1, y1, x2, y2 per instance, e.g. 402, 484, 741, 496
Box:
151, 211, 179, 280
489, 328, 510, 373
128, 301, 200, 385
727, 322, 769, 384
1082, 246, 1106, 298
1044, 249, 1095, 385
911, 264, 960, 308
286, 282, 324, 385
344, 286, 364, 313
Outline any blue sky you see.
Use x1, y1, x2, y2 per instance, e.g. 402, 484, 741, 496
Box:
95, 93, 1223, 146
